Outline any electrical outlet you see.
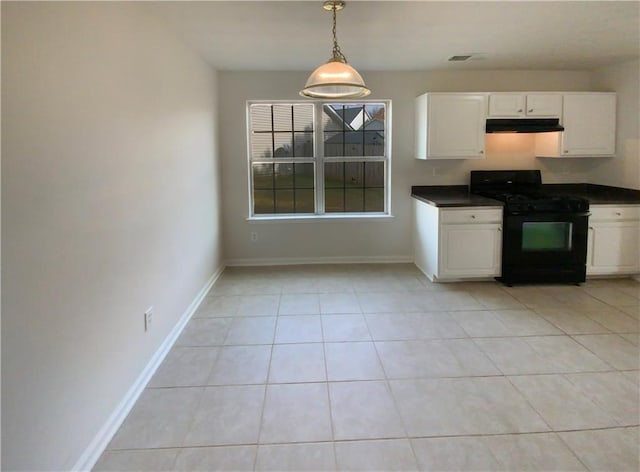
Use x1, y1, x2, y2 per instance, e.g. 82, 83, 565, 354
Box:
144, 307, 153, 332
250, 232, 258, 242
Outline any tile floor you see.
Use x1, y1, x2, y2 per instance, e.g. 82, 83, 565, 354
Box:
94, 264, 639, 471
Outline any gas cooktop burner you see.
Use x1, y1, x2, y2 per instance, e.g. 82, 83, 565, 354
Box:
484, 192, 550, 202
477, 191, 589, 213
482, 190, 566, 200
470, 170, 589, 215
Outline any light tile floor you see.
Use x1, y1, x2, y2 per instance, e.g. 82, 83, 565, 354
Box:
95, 264, 640, 471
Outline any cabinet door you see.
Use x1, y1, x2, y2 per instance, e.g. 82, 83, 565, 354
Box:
587, 222, 640, 275
526, 94, 562, 117
562, 94, 616, 156
489, 93, 561, 117
426, 94, 487, 158
439, 224, 502, 278
488, 94, 525, 117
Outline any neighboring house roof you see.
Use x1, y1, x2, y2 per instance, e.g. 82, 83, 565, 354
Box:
335, 107, 368, 129
323, 105, 372, 131
364, 118, 384, 131
323, 105, 384, 144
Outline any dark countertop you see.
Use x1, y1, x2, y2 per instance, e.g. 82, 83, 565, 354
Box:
542, 183, 640, 205
411, 185, 504, 208
412, 183, 640, 207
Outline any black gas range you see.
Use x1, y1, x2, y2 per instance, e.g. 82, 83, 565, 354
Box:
470, 170, 590, 285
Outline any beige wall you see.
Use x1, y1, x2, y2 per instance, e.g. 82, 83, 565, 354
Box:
219, 69, 595, 264
1, 2, 222, 470
590, 59, 640, 189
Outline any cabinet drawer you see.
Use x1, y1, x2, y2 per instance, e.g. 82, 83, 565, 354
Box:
441, 208, 502, 224
590, 205, 640, 222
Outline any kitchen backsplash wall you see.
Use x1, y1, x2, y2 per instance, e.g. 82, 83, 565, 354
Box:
412, 132, 590, 186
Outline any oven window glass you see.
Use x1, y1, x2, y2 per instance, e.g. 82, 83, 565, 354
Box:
522, 222, 572, 251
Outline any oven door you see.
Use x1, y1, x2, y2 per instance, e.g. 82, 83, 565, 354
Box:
501, 211, 590, 283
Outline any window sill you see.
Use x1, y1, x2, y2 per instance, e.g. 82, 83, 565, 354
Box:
246, 214, 395, 224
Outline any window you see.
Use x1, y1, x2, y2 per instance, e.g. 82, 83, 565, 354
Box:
248, 101, 390, 218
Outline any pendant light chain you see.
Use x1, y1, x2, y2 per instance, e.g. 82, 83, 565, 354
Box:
331, 4, 347, 63
299, 0, 370, 98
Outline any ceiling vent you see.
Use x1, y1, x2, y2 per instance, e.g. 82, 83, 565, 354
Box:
448, 55, 473, 61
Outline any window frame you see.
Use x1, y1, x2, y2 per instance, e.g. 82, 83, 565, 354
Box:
246, 100, 392, 220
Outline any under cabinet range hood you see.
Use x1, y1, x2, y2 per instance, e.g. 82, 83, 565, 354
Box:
485, 118, 564, 133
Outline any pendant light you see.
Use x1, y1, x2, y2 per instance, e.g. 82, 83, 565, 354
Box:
300, 1, 371, 99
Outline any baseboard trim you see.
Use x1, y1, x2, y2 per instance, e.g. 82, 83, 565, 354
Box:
226, 255, 413, 267
413, 260, 434, 282
72, 265, 225, 472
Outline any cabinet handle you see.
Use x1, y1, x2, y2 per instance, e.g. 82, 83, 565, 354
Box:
479, 150, 484, 154
471, 215, 476, 219
564, 150, 569, 154
498, 227, 502, 232
528, 109, 534, 112
589, 226, 594, 230
615, 212, 622, 216
517, 109, 523, 113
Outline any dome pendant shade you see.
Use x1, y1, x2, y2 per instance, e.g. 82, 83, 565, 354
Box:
300, 58, 371, 99
300, 1, 370, 99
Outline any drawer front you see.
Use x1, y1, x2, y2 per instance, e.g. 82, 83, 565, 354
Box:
441, 208, 502, 224
590, 205, 640, 222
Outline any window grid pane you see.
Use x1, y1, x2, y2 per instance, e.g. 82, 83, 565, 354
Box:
272, 104, 292, 132
252, 163, 315, 215
293, 104, 314, 132
322, 104, 385, 159
324, 161, 385, 213
251, 104, 315, 160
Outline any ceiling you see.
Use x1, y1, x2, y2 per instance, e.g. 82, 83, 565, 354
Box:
143, 1, 640, 72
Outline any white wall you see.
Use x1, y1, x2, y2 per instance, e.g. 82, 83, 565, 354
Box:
219, 69, 594, 264
590, 59, 640, 189
1, 2, 222, 470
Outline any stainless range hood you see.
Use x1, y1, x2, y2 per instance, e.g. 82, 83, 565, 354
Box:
486, 118, 564, 133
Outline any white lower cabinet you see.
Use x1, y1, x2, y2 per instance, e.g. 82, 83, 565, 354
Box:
440, 224, 503, 278
414, 200, 502, 281
587, 205, 640, 276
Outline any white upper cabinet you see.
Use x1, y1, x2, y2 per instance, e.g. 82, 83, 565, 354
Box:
536, 92, 616, 158
488, 94, 526, 117
488, 93, 562, 117
415, 90, 616, 160
415, 93, 487, 159
561, 93, 616, 156
526, 94, 563, 117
